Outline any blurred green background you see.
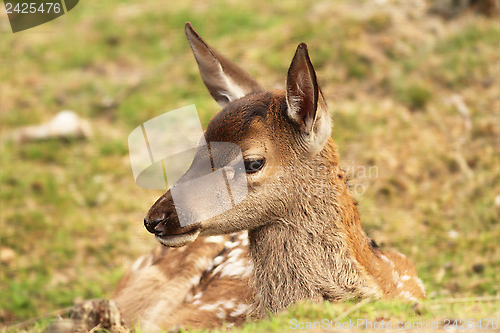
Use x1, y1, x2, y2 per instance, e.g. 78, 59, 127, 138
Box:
0, 0, 499, 331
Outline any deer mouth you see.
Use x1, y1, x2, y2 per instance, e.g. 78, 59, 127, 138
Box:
155, 227, 201, 247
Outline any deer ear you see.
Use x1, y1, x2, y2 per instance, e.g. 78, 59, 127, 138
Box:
286, 43, 331, 154
185, 22, 264, 107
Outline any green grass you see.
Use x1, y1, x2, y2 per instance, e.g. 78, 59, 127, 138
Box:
1, 0, 499, 332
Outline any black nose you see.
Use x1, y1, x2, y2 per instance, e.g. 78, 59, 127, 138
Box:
144, 216, 164, 234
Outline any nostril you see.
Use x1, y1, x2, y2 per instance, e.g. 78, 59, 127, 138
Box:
144, 216, 165, 234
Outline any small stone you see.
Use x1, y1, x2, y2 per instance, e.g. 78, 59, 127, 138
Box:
0, 247, 16, 264
10, 111, 92, 144
444, 262, 453, 270
448, 230, 459, 239
46, 319, 76, 333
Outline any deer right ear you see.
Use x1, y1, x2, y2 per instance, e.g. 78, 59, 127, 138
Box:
185, 22, 264, 107
286, 43, 331, 155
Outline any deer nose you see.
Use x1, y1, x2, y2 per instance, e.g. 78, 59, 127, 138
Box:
144, 215, 165, 234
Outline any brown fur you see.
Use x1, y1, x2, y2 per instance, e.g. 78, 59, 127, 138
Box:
113, 23, 425, 331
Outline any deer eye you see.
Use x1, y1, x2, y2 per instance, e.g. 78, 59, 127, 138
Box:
244, 159, 265, 174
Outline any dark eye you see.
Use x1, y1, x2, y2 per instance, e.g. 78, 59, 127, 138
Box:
244, 159, 265, 173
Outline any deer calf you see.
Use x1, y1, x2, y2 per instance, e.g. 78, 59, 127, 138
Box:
113, 23, 425, 331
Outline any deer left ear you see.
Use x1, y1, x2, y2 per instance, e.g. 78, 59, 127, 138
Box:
286, 43, 331, 155
185, 22, 264, 107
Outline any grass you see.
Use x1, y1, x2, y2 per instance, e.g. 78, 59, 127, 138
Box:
1, 0, 499, 332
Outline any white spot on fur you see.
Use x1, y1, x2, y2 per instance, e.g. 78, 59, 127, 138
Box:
198, 303, 219, 312
205, 236, 225, 244
216, 308, 226, 319
221, 257, 252, 278
359, 284, 383, 298
131, 254, 152, 272
224, 240, 240, 249
192, 292, 203, 305
415, 277, 426, 296
380, 254, 395, 268
238, 231, 249, 246
194, 256, 214, 273
228, 248, 244, 259
213, 255, 224, 266
185, 290, 194, 302
199, 300, 236, 312
398, 290, 418, 302
130, 256, 144, 272
211, 247, 252, 278
392, 271, 400, 284
188, 275, 200, 287
401, 275, 411, 282
230, 303, 251, 317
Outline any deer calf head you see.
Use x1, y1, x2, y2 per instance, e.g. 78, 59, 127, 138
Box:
144, 23, 333, 247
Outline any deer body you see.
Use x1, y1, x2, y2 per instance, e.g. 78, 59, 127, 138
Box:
113, 23, 425, 331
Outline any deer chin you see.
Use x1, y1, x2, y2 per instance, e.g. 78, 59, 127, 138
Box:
155, 228, 201, 247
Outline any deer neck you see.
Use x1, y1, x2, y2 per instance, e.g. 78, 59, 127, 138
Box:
247, 141, 390, 316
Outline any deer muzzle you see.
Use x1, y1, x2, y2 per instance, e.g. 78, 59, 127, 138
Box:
144, 190, 201, 247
